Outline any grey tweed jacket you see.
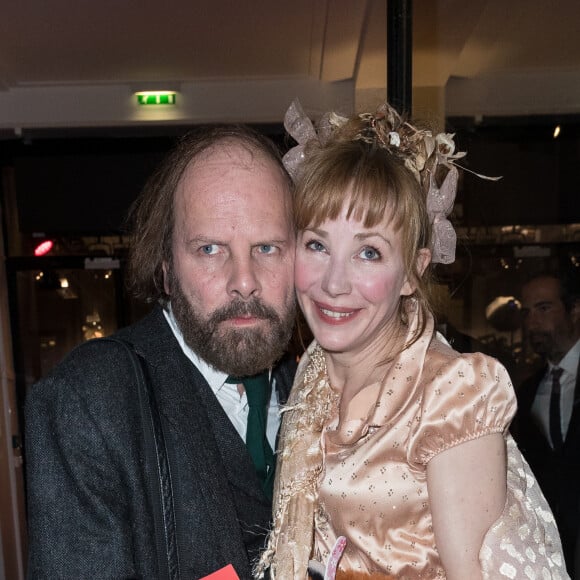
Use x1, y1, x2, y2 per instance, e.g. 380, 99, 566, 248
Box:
25, 305, 296, 580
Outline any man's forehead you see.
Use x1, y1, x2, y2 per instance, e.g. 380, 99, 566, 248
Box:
187, 139, 276, 172
522, 277, 561, 304
176, 146, 288, 206
172, 140, 292, 229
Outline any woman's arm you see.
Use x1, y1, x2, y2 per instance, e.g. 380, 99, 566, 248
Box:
427, 433, 506, 580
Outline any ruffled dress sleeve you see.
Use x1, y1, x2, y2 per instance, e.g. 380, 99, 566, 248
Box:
408, 349, 516, 467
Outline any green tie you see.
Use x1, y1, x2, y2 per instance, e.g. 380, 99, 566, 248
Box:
226, 372, 275, 499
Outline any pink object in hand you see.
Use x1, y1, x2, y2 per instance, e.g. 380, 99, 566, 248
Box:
325, 536, 347, 579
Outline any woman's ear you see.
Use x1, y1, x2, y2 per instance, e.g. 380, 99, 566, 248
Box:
401, 248, 432, 296
416, 248, 432, 276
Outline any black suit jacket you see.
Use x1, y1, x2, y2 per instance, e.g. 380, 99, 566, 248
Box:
511, 355, 580, 575
25, 306, 296, 579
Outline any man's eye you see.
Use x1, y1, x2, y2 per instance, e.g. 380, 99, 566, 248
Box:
258, 244, 276, 254
201, 244, 219, 255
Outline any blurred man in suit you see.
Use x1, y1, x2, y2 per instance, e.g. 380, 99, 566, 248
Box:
512, 271, 580, 577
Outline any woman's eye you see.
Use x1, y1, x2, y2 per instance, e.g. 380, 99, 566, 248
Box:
306, 240, 325, 252
360, 246, 380, 260
201, 244, 219, 255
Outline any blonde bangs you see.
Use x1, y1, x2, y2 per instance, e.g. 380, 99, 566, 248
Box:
294, 141, 425, 239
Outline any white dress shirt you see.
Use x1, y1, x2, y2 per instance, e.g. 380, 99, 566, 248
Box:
531, 338, 580, 447
163, 306, 281, 449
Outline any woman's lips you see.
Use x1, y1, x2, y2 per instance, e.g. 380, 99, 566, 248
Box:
314, 301, 359, 325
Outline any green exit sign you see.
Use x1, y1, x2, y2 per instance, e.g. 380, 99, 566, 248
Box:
136, 91, 176, 105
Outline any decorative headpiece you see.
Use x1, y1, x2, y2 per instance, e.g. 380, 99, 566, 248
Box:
282, 99, 500, 264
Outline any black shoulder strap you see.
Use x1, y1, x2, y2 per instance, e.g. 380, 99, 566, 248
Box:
105, 338, 180, 580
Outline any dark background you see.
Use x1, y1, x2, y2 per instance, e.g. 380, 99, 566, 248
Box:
1, 116, 579, 237
448, 115, 580, 227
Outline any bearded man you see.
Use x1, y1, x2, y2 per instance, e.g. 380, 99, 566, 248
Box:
25, 126, 297, 580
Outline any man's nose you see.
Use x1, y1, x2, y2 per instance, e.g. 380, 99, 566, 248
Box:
226, 255, 261, 299
524, 309, 542, 329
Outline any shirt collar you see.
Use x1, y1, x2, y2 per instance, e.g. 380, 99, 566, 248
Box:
559, 338, 580, 375
549, 338, 580, 376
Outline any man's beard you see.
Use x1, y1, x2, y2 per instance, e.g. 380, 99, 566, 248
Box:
169, 270, 296, 377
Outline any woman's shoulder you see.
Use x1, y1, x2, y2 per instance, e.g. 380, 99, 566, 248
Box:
407, 334, 517, 465
421, 335, 514, 410
426, 333, 511, 379
422, 337, 516, 415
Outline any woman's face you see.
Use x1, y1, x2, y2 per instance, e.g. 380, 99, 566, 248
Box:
295, 203, 421, 357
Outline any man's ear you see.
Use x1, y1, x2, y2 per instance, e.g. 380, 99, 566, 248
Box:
162, 261, 171, 296
401, 248, 432, 296
571, 298, 580, 337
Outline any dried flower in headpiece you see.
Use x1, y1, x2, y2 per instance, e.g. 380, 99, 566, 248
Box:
282, 99, 501, 264
388, 132, 401, 147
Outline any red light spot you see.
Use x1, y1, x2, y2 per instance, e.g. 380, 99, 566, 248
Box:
34, 240, 54, 256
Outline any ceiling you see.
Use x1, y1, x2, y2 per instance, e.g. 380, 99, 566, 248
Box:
1, 0, 580, 132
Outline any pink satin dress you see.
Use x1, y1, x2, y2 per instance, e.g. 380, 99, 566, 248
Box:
312, 321, 567, 579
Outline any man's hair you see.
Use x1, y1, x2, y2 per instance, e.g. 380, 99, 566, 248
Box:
125, 125, 290, 304
523, 269, 580, 313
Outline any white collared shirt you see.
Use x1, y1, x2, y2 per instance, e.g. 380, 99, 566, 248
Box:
163, 305, 281, 449
531, 338, 580, 447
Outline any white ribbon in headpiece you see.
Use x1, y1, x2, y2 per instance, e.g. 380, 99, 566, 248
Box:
426, 165, 458, 264
282, 99, 348, 181
282, 99, 317, 182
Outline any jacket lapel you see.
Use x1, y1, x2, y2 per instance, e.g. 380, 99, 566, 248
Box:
126, 307, 269, 502
188, 362, 270, 504
563, 355, 580, 448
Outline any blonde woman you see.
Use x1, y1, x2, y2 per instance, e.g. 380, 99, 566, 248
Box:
257, 102, 567, 580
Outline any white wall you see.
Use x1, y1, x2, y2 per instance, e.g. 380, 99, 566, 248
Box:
0, 79, 355, 131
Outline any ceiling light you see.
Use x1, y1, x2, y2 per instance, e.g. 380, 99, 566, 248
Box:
553, 125, 561, 138
135, 91, 176, 105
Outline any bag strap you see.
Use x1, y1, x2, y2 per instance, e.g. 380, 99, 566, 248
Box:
106, 338, 180, 580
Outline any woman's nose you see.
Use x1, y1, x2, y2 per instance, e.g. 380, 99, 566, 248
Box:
321, 258, 351, 297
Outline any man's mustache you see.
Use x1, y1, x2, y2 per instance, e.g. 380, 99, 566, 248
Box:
210, 299, 280, 324
528, 331, 550, 342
